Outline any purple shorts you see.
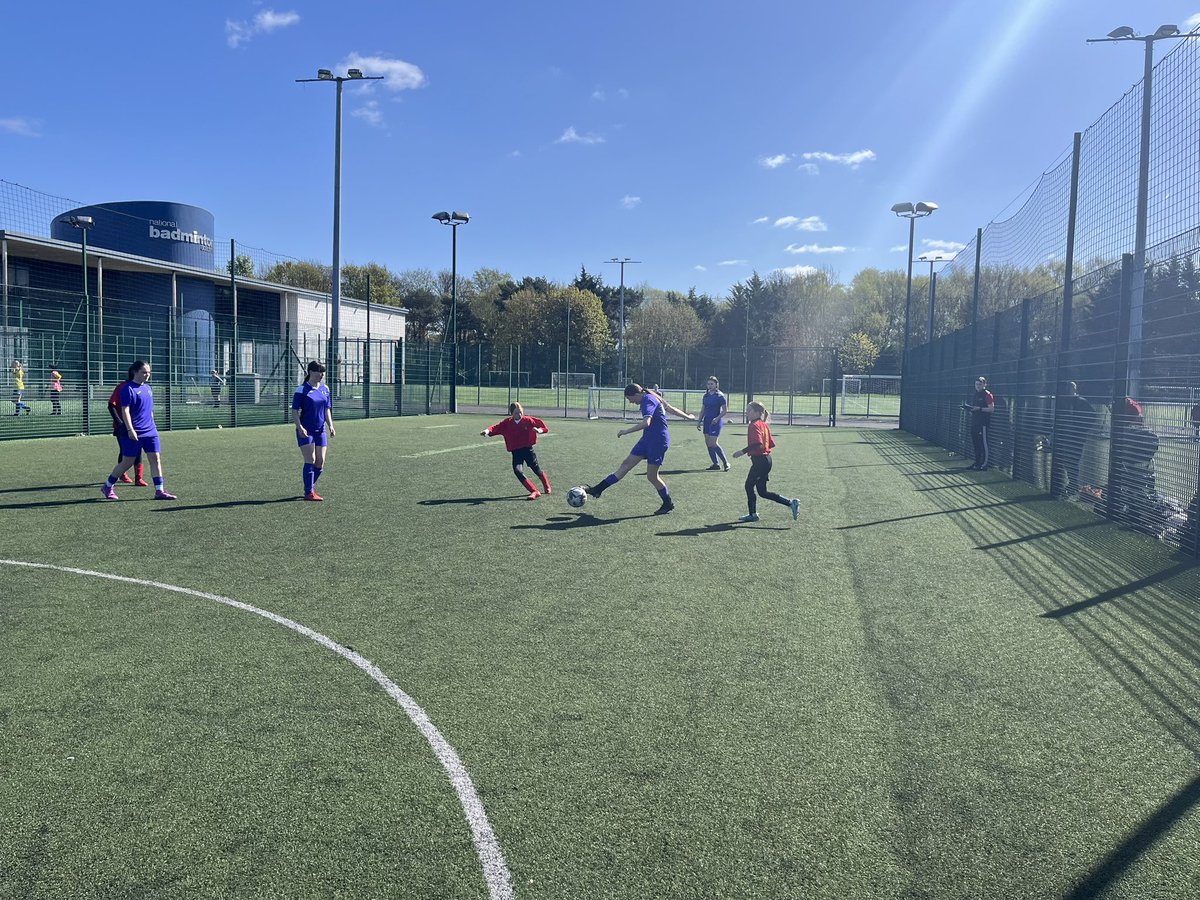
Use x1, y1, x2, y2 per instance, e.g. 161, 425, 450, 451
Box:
297, 429, 328, 448
119, 434, 160, 457
631, 436, 667, 467
702, 417, 723, 437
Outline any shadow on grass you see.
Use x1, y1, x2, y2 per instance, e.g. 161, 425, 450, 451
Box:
511, 513, 656, 530
656, 522, 789, 536
0, 497, 118, 510
838, 495, 1050, 529
151, 498, 303, 512
418, 496, 524, 507
0, 483, 98, 494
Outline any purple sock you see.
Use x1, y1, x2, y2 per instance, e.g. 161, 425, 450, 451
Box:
303, 463, 315, 493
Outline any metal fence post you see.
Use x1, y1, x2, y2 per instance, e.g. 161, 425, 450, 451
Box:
1049, 132, 1083, 498
1012, 297, 1033, 480
1104, 254, 1134, 521
230, 239, 239, 428
970, 227, 983, 366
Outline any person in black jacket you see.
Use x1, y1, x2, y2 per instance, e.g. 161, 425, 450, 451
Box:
1112, 398, 1159, 531
964, 376, 995, 470
1053, 381, 1095, 497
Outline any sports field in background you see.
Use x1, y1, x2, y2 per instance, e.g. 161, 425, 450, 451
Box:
1, 416, 1198, 899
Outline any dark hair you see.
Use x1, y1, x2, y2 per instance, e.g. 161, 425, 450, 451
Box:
509, 401, 523, 415
127, 360, 149, 380
623, 383, 643, 398
307, 360, 326, 374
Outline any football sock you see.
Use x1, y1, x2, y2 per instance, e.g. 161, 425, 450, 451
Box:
592, 474, 618, 496
521, 477, 535, 492
313, 467, 323, 484
303, 463, 315, 494
539, 472, 551, 491
708, 447, 720, 465
658, 486, 671, 501
715, 446, 728, 465
135, 463, 144, 480
153, 476, 165, 491
106, 475, 118, 487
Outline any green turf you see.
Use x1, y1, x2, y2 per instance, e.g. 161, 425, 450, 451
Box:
0, 418, 1197, 898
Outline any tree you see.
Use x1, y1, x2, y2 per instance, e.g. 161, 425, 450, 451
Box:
549, 286, 613, 364
625, 299, 705, 358
839, 332, 881, 374
227, 254, 254, 278
341, 262, 403, 307
396, 268, 441, 342
261, 259, 332, 293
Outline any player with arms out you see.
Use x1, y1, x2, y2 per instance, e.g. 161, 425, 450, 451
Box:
481, 402, 552, 499
731, 400, 799, 523
100, 360, 175, 500
697, 374, 729, 470
584, 383, 694, 515
293, 360, 335, 501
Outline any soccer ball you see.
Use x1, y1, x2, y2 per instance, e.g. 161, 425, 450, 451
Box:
567, 486, 588, 508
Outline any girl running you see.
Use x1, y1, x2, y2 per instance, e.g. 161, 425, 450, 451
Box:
731, 401, 799, 523
480, 402, 552, 499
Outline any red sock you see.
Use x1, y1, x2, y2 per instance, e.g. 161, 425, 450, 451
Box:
521, 478, 536, 492
136, 463, 144, 480
539, 472, 551, 491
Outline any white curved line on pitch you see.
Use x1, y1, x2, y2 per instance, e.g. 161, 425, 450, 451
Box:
0, 559, 513, 900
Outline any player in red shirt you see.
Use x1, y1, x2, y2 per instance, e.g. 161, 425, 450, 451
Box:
731, 401, 799, 523
107, 382, 147, 486
480, 402, 553, 499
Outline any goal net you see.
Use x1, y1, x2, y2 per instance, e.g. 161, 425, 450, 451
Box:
833, 374, 901, 415
550, 371, 596, 390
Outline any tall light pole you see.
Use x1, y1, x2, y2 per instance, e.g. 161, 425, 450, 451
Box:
891, 201, 938, 373
297, 67, 383, 394
1087, 24, 1198, 398
917, 252, 952, 344
604, 257, 640, 385
432, 211, 470, 413
67, 215, 94, 432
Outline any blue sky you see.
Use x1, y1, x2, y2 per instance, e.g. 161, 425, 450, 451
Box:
3, 1, 1198, 297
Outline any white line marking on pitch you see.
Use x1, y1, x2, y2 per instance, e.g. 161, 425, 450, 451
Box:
400, 442, 494, 458
423, 424, 459, 429
0, 559, 513, 900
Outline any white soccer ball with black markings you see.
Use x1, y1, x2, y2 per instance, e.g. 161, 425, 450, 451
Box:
567, 486, 588, 508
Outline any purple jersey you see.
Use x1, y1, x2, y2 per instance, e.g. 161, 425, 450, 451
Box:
293, 381, 331, 432
640, 392, 669, 448
701, 390, 726, 423
117, 381, 158, 437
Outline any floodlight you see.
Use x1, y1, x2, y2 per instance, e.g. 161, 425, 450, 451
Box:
317, 69, 333, 79
891, 202, 914, 214
66, 215, 94, 229
347, 68, 363, 78
1107, 26, 1135, 38
915, 201, 939, 214
432, 211, 451, 222
450, 211, 470, 223
1153, 24, 1180, 38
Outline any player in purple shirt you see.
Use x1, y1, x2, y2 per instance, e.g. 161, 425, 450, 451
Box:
100, 360, 176, 500
293, 360, 336, 501
584, 383, 695, 515
697, 375, 729, 471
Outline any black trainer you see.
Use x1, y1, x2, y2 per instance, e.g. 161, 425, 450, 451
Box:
654, 499, 675, 515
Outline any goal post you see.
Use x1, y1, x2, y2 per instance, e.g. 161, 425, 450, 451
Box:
586, 386, 710, 420
550, 371, 596, 390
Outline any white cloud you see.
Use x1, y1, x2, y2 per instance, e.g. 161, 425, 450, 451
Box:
775, 265, 818, 278
759, 153, 791, 169
801, 149, 876, 169
890, 244, 909, 253
694, 265, 707, 272
719, 259, 748, 266
774, 215, 827, 232
1187, 13, 1200, 32
798, 162, 820, 175
621, 195, 642, 209
751, 216, 770, 225
592, 88, 606, 101
921, 238, 966, 253
340, 53, 426, 92
784, 243, 848, 254
226, 8, 299, 47
352, 101, 384, 127
556, 126, 605, 145
0, 118, 40, 137
508, 149, 522, 158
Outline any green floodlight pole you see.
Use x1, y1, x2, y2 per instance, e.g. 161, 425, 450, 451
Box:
67, 215, 94, 433
297, 67, 384, 397
891, 202, 938, 374
604, 257, 640, 386
432, 211, 470, 413
1087, 23, 1199, 399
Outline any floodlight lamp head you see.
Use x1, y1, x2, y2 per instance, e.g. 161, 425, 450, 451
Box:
317, 69, 334, 80
915, 201, 938, 214
432, 211, 451, 223
66, 215, 94, 229
891, 202, 914, 215
450, 211, 470, 224
347, 68, 363, 78
1107, 26, 1135, 39
1154, 24, 1180, 38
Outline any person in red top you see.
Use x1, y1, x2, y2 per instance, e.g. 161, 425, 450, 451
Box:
107, 381, 146, 486
731, 400, 799, 523
480, 402, 552, 500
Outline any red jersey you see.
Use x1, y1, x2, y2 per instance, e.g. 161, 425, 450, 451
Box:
485, 415, 548, 451
107, 383, 128, 435
745, 419, 775, 456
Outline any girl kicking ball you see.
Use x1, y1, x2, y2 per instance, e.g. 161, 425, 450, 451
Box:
731, 401, 799, 523
481, 402, 552, 499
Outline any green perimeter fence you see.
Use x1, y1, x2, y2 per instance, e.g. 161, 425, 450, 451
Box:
1, 287, 900, 440
902, 244, 1200, 558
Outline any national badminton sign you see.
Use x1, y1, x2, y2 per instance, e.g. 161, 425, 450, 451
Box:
52, 200, 216, 268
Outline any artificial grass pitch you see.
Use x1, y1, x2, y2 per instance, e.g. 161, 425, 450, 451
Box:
0, 417, 1198, 899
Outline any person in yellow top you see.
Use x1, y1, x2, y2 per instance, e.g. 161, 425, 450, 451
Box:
10, 360, 30, 415
49, 366, 63, 415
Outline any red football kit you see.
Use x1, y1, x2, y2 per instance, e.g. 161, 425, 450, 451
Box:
483, 415, 548, 451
